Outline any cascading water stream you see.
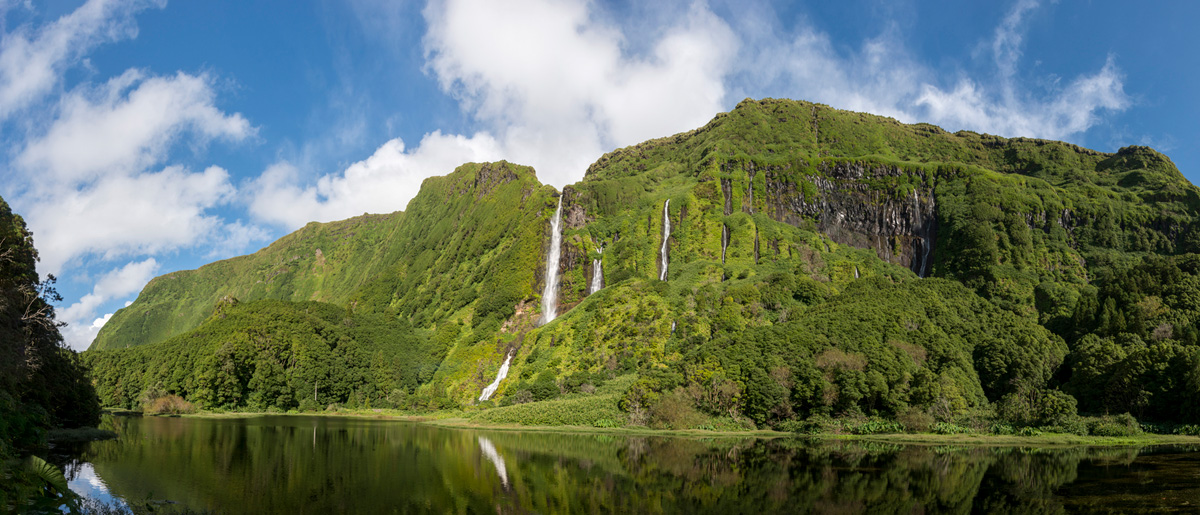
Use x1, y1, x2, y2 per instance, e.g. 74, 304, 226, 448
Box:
659, 200, 671, 281
590, 248, 603, 294
478, 349, 514, 402
918, 238, 931, 278
721, 224, 729, 263
912, 189, 931, 278
540, 198, 563, 325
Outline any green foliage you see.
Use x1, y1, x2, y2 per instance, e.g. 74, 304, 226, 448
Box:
85, 299, 432, 411
0, 195, 101, 510
82, 99, 1200, 430
471, 392, 624, 427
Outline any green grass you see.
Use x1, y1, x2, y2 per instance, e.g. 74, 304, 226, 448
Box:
470, 394, 624, 427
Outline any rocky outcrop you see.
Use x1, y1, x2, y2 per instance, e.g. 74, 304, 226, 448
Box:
762, 161, 937, 276
561, 185, 591, 229
472, 161, 523, 199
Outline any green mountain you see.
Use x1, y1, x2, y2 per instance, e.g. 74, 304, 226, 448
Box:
85, 98, 1200, 428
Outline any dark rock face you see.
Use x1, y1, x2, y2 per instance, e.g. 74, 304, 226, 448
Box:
473, 161, 521, 198
762, 161, 937, 276
561, 185, 591, 229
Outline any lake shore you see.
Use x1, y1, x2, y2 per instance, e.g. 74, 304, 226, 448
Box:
126, 408, 1200, 446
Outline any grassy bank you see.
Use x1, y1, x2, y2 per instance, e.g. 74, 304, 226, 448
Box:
154, 407, 1200, 447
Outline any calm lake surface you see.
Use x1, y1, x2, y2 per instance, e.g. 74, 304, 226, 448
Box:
51, 415, 1200, 514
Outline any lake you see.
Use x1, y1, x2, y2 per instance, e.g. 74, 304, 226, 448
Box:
52, 415, 1200, 513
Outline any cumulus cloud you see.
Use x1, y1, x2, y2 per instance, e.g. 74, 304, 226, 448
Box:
254, 0, 741, 231
422, 0, 736, 187
14, 69, 257, 274
0, 0, 164, 119
25, 165, 237, 274
18, 69, 253, 187
741, 0, 1128, 141
59, 257, 158, 350
250, 131, 503, 229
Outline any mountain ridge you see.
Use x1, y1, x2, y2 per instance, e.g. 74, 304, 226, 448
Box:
85, 98, 1200, 428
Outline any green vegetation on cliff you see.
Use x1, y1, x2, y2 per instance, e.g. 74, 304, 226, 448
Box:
85, 98, 1200, 434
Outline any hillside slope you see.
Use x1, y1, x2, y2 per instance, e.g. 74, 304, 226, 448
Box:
86, 99, 1200, 427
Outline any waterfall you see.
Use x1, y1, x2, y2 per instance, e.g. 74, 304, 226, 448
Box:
918, 238, 931, 278
721, 224, 729, 263
913, 189, 932, 278
659, 199, 671, 281
590, 248, 603, 294
540, 198, 563, 325
478, 349, 514, 402
477, 436, 509, 488
854, 266, 860, 279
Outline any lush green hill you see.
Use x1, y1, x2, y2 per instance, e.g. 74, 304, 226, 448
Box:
92, 160, 549, 350
85, 98, 1200, 430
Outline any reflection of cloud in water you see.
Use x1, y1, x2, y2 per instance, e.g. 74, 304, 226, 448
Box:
477, 436, 508, 488
67, 461, 129, 508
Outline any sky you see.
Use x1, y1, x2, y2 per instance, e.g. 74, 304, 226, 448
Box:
1, 0, 1197, 350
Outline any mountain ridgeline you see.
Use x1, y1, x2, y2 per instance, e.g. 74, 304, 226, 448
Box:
85, 98, 1200, 430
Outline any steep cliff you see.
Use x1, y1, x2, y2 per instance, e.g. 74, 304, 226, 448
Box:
85, 98, 1200, 426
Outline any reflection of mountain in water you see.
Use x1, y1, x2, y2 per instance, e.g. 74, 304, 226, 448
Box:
69, 415, 1200, 513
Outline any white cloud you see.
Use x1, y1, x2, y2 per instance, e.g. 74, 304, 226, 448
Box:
422, 0, 737, 187
59, 257, 158, 350
13, 68, 259, 274
25, 165, 237, 274
18, 69, 253, 186
740, 0, 1127, 141
0, 0, 164, 119
250, 131, 503, 229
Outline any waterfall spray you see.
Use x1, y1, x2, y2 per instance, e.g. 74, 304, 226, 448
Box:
540, 198, 563, 325
659, 200, 671, 281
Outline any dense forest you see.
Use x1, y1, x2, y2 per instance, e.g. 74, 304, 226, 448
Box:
85, 98, 1200, 435
0, 196, 102, 507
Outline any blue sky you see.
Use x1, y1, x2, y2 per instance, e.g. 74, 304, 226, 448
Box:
0, 0, 1196, 350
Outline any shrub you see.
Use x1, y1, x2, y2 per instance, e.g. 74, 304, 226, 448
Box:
932, 422, 972, 435
297, 398, 320, 412
1087, 414, 1142, 437
145, 395, 195, 415
848, 418, 904, 435
1173, 425, 1200, 436
988, 423, 1015, 435
649, 388, 705, 430
897, 407, 934, 433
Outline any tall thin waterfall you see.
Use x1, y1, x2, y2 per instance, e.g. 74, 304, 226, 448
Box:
540, 198, 563, 325
913, 189, 931, 278
721, 224, 729, 263
590, 248, 603, 294
659, 199, 671, 281
918, 238, 931, 278
478, 349, 514, 402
